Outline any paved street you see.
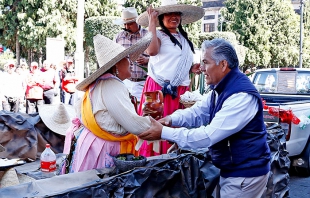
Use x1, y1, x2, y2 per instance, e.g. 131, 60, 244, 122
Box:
289, 170, 310, 197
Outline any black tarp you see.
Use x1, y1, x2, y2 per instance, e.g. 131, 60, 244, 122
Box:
263, 124, 290, 198
0, 110, 65, 160
0, 152, 220, 198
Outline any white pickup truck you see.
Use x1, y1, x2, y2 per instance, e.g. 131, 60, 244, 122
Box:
252, 68, 310, 176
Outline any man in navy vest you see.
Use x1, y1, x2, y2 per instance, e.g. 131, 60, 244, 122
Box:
138, 38, 271, 197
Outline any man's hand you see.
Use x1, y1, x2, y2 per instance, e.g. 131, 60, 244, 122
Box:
158, 116, 172, 126
138, 116, 163, 141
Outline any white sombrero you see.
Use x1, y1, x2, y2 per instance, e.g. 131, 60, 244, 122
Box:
137, 0, 205, 27
76, 32, 152, 92
38, 103, 75, 136
114, 7, 139, 25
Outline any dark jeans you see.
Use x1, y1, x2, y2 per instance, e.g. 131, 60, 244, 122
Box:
26, 99, 44, 114
3, 96, 20, 112
43, 89, 55, 104
61, 89, 74, 105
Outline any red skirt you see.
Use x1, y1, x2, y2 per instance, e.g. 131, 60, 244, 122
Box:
138, 76, 189, 157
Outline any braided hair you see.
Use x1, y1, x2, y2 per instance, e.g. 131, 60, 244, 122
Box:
158, 14, 195, 53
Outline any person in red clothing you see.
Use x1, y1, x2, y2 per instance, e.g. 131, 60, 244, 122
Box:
25, 62, 44, 114
40, 60, 59, 104
60, 58, 78, 105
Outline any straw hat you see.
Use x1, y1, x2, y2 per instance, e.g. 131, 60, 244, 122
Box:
38, 103, 75, 135
76, 32, 152, 91
137, 0, 205, 27
114, 7, 139, 25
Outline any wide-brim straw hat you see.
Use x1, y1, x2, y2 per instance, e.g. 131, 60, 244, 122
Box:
76, 32, 152, 92
137, 0, 205, 27
38, 103, 75, 135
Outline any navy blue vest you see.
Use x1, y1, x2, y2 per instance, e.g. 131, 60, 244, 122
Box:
209, 67, 270, 177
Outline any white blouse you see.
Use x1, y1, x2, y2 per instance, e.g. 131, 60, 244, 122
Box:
76, 78, 151, 136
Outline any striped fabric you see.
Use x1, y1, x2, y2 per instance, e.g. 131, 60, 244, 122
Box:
114, 28, 148, 79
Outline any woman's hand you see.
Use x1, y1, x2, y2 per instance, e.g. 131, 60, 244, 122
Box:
191, 63, 202, 75
147, 5, 158, 28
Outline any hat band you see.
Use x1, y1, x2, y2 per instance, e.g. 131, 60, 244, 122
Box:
123, 17, 136, 22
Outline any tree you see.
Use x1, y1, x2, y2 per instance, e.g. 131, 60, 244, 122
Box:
0, 0, 118, 66
84, 16, 120, 74
222, 0, 300, 68
302, 0, 310, 67
198, 31, 247, 68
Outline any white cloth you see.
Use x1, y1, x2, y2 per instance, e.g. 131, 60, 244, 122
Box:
1, 72, 24, 98
147, 30, 192, 86
161, 91, 259, 150
76, 78, 160, 152
123, 79, 145, 101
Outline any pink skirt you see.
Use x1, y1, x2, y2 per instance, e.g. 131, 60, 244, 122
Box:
70, 127, 121, 173
137, 76, 189, 157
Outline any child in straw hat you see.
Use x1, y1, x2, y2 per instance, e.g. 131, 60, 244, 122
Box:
136, 0, 203, 157
61, 33, 160, 173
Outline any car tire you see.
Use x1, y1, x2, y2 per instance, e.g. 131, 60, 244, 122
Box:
294, 142, 310, 177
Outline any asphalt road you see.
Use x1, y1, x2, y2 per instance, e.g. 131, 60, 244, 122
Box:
289, 170, 310, 198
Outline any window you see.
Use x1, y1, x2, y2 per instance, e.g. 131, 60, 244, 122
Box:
204, 23, 215, 32
204, 15, 215, 20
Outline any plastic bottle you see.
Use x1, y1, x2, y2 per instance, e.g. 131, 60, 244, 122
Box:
40, 144, 56, 178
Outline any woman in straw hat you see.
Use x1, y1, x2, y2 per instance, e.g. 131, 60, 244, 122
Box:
136, 0, 204, 157
62, 33, 156, 173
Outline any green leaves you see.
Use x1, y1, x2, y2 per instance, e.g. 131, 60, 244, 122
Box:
223, 0, 301, 68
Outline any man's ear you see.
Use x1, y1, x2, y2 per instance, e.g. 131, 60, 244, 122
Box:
221, 60, 229, 71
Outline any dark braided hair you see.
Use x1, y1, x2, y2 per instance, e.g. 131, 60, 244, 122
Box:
158, 14, 195, 53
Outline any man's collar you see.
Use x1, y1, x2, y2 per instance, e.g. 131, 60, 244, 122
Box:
125, 25, 142, 36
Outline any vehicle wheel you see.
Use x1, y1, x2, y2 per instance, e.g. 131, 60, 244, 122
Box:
294, 142, 310, 177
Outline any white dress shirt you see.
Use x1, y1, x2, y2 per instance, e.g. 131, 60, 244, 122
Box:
162, 91, 259, 150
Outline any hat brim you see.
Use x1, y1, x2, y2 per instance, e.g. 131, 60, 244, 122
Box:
38, 104, 75, 135
76, 32, 152, 92
114, 18, 137, 26
137, 4, 205, 27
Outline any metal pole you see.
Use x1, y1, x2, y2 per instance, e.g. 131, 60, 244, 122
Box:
75, 0, 85, 79
220, 22, 223, 32
299, 0, 304, 68
75, 0, 85, 101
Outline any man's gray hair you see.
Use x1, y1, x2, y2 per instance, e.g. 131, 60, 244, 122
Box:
201, 38, 239, 69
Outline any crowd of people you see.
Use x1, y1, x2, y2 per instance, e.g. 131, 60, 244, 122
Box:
0, 58, 78, 113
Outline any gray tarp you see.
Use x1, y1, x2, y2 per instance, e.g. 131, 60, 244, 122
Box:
0, 110, 65, 160
1, 153, 220, 198
263, 124, 290, 198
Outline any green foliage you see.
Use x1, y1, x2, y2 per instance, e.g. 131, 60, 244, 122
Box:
123, 0, 160, 14
0, 51, 14, 70
303, 1, 310, 67
198, 31, 247, 67
84, 16, 120, 68
0, 0, 118, 62
222, 0, 300, 68
84, 16, 120, 47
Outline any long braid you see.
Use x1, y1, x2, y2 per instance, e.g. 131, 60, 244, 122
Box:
158, 14, 195, 53
178, 25, 195, 53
